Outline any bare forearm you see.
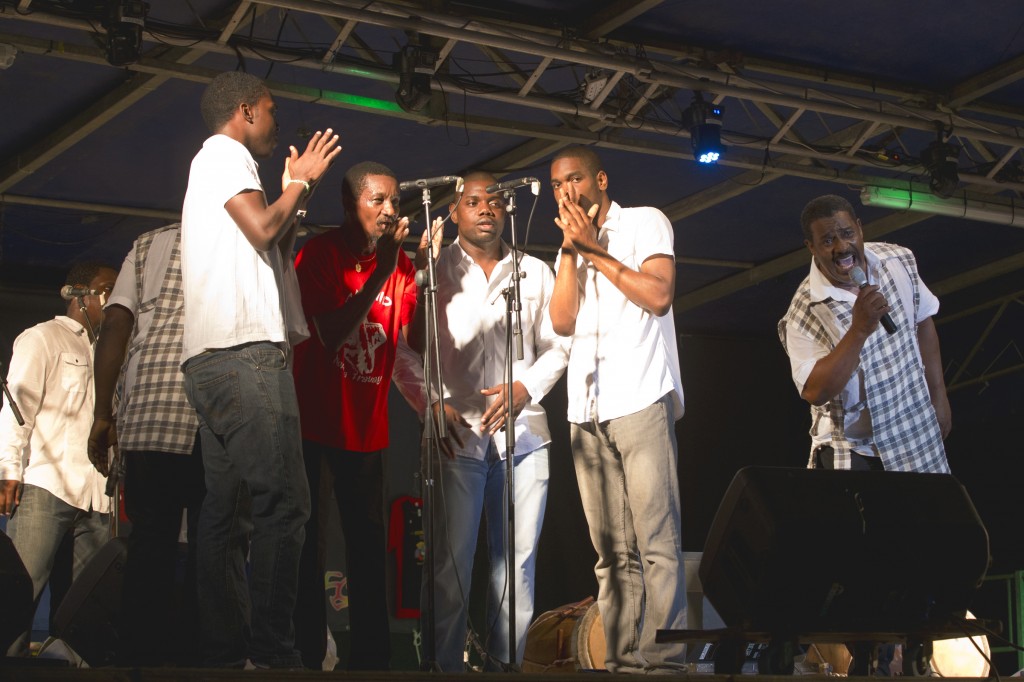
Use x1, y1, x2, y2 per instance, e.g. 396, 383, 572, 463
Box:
801, 328, 870, 406
587, 250, 674, 316
93, 305, 134, 419
263, 185, 308, 251
549, 251, 580, 336
917, 317, 951, 436
406, 295, 427, 355
228, 184, 307, 252
917, 318, 945, 395
314, 269, 391, 353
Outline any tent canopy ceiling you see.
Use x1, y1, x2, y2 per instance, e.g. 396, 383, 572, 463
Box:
0, 0, 1021, 368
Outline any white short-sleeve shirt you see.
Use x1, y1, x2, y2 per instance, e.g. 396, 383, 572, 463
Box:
180, 135, 306, 361
555, 201, 684, 424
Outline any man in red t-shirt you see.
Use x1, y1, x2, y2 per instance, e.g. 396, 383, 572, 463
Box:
292, 161, 427, 670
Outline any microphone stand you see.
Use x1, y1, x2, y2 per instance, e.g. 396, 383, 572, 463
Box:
75, 294, 98, 345
498, 187, 525, 672
416, 186, 446, 672
0, 360, 25, 426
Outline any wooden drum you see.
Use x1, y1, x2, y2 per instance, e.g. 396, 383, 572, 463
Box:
522, 597, 606, 673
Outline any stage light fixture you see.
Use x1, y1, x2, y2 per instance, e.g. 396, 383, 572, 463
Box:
860, 185, 1024, 227
394, 42, 437, 113
103, 0, 147, 66
580, 69, 609, 105
682, 93, 724, 164
920, 135, 960, 198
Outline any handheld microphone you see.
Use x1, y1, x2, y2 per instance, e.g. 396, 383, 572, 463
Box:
485, 177, 540, 196
399, 175, 463, 192
61, 285, 96, 300
850, 266, 897, 335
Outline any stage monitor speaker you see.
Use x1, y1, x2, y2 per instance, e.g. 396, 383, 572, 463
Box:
1, 532, 33, 654
699, 466, 990, 635
53, 537, 127, 666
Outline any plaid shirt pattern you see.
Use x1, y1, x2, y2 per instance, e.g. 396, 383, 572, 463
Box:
778, 242, 948, 473
116, 225, 198, 454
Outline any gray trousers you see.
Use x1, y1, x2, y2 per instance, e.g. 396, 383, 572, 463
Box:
570, 393, 688, 673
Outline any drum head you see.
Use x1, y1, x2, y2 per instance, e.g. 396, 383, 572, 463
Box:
572, 600, 606, 671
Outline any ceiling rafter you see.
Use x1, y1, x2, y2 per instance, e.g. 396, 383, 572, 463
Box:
4, 1, 1024, 200
582, 0, 665, 40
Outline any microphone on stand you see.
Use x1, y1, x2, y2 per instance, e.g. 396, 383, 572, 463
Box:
399, 175, 463, 192
0, 360, 25, 426
486, 177, 540, 196
60, 285, 96, 300
850, 265, 898, 335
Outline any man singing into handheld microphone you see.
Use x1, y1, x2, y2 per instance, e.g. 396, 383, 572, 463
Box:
778, 196, 953, 676
779, 193, 951, 474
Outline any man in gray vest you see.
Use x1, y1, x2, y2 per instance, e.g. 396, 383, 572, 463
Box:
89, 224, 204, 665
778, 194, 951, 473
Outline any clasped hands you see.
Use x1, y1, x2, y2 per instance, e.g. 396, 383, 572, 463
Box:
431, 381, 530, 459
554, 188, 600, 256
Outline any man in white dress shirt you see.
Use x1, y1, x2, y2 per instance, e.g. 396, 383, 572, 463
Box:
421, 171, 569, 671
0, 262, 117, 656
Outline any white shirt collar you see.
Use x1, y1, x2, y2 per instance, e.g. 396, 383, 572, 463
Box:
451, 236, 511, 269
53, 315, 88, 337
599, 200, 622, 233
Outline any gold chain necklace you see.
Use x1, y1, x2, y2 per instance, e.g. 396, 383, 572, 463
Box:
353, 253, 375, 273
342, 237, 376, 272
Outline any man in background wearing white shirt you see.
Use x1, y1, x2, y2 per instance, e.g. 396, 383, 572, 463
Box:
0, 262, 117, 657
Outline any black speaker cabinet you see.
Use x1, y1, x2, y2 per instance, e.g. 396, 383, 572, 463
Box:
1, 532, 33, 654
53, 536, 127, 666
699, 467, 990, 635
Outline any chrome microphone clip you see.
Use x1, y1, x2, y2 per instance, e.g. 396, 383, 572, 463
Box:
485, 177, 540, 196
399, 175, 463, 192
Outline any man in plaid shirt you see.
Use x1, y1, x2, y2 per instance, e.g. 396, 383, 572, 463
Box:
778, 194, 951, 473
89, 224, 204, 665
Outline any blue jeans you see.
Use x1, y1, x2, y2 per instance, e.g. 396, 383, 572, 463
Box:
183, 343, 310, 668
570, 393, 688, 673
4, 483, 108, 656
421, 443, 549, 672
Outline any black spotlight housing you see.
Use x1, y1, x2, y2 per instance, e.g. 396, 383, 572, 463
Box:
682, 93, 724, 164
104, 0, 147, 66
921, 137, 960, 198
394, 43, 437, 113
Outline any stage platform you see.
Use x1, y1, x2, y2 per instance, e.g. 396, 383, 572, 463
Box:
0, 669, 1003, 682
